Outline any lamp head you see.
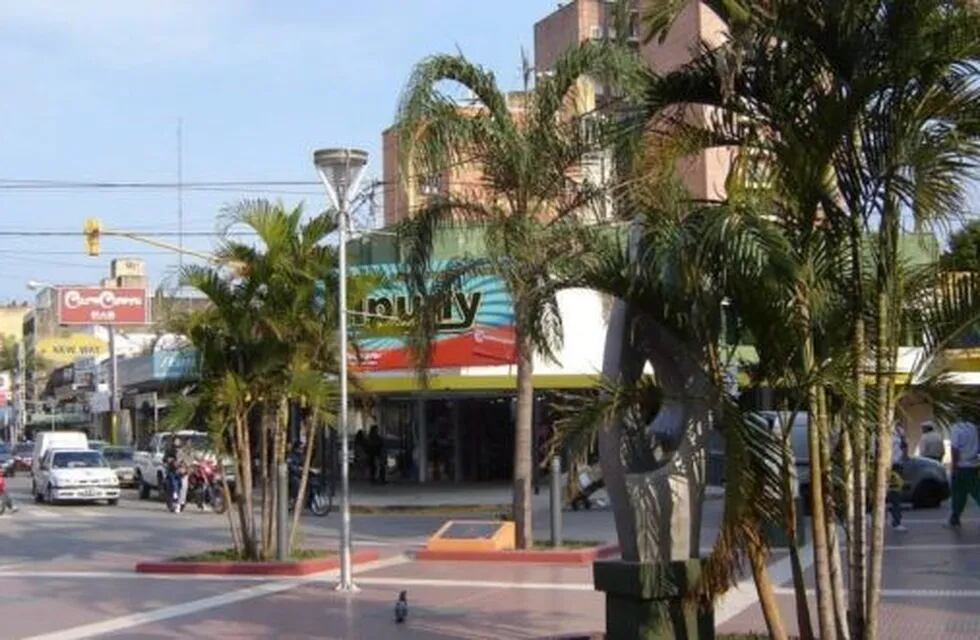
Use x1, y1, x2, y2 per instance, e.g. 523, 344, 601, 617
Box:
313, 148, 369, 210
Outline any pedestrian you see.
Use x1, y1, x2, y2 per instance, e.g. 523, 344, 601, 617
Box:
0, 468, 17, 513
917, 421, 945, 462
888, 423, 909, 532
354, 430, 369, 480
946, 419, 980, 529
368, 425, 386, 485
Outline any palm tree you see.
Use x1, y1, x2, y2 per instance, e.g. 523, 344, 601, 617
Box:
177, 199, 341, 560
637, 1, 980, 638
396, 41, 646, 548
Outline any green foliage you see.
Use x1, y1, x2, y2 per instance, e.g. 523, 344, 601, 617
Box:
942, 220, 980, 273
174, 199, 341, 560
396, 41, 647, 369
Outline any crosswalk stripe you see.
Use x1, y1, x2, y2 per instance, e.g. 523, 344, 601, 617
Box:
27, 508, 60, 518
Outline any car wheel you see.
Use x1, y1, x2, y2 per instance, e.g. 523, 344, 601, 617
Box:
33, 480, 42, 503
107, 498, 118, 506
45, 484, 56, 505
137, 473, 151, 500
912, 479, 945, 509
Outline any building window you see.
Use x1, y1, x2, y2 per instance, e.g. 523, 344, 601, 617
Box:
419, 174, 443, 196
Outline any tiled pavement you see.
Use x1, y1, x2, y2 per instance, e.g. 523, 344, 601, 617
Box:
2, 474, 978, 639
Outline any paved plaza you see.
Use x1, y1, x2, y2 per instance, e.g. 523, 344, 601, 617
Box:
1, 476, 978, 638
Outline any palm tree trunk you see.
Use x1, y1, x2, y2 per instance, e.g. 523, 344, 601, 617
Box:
839, 419, 856, 640
789, 541, 815, 640
867, 291, 894, 640
848, 221, 868, 640
749, 539, 789, 640
868, 205, 900, 640
801, 294, 837, 640
260, 406, 272, 559
783, 444, 815, 640
513, 327, 535, 550
288, 412, 318, 552
820, 394, 850, 640
236, 411, 258, 560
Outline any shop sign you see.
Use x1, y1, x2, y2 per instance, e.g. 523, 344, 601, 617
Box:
349, 264, 516, 371
37, 334, 109, 365
153, 349, 199, 380
57, 287, 149, 325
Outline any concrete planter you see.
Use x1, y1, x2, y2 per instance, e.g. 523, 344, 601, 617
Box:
593, 559, 714, 640
135, 550, 380, 576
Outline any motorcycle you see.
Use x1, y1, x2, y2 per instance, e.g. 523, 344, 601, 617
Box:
289, 465, 332, 517
187, 459, 227, 514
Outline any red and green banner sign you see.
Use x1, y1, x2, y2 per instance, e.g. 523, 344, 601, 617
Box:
350, 265, 515, 371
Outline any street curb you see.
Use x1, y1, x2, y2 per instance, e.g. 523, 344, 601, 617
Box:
135, 550, 381, 576
414, 544, 619, 565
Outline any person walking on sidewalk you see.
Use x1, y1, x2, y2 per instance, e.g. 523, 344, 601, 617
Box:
947, 420, 980, 529
918, 421, 945, 462
889, 423, 909, 532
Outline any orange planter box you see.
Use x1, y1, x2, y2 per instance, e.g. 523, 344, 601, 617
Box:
425, 520, 516, 552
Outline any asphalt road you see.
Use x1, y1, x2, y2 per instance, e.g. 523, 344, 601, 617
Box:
0, 475, 628, 568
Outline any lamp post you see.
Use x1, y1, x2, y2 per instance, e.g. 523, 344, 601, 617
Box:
313, 147, 368, 592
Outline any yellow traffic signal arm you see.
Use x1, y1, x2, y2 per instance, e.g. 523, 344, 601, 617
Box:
84, 217, 240, 269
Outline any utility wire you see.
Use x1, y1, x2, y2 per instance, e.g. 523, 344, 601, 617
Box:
0, 231, 255, 237
0, 179, 323, 188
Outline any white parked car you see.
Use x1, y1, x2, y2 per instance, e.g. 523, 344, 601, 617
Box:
32, 431, 89, 479
34, 448, 120, 505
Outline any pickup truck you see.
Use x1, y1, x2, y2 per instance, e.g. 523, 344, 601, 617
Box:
134, 431, 233, 499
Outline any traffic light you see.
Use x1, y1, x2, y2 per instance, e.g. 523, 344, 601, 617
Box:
84, 218, 102, 256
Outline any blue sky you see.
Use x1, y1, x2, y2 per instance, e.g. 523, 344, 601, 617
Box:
0, 1, 556, 301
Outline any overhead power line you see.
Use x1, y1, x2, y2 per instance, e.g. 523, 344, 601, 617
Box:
0, 179, 322, 188
0, 230, 255, 237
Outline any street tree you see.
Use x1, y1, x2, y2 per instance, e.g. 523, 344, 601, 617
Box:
174, 200, 340, 560
626, 1, 980, 638
395, 41, 646, 548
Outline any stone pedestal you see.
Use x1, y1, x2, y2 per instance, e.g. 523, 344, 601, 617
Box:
593, 559, 714, 640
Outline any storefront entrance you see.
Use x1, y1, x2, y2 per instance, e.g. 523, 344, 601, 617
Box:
377, 396, 515, 483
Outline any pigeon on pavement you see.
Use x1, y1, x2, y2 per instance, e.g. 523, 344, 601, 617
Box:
395, 590, 408, 623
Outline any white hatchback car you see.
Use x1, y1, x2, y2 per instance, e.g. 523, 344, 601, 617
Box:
34, 448, 121, 505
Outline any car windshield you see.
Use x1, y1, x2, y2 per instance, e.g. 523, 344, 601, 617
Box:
101, 447, 134, 462
15, 444, 32, 456
52, 451, 107, 469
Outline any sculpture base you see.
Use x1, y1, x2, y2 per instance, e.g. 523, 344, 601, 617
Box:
593, 559, 714, 640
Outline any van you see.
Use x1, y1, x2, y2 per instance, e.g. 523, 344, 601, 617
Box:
32, 431, 89, 479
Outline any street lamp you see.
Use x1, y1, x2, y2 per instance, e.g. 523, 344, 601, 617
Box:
313, 147, 368, 593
